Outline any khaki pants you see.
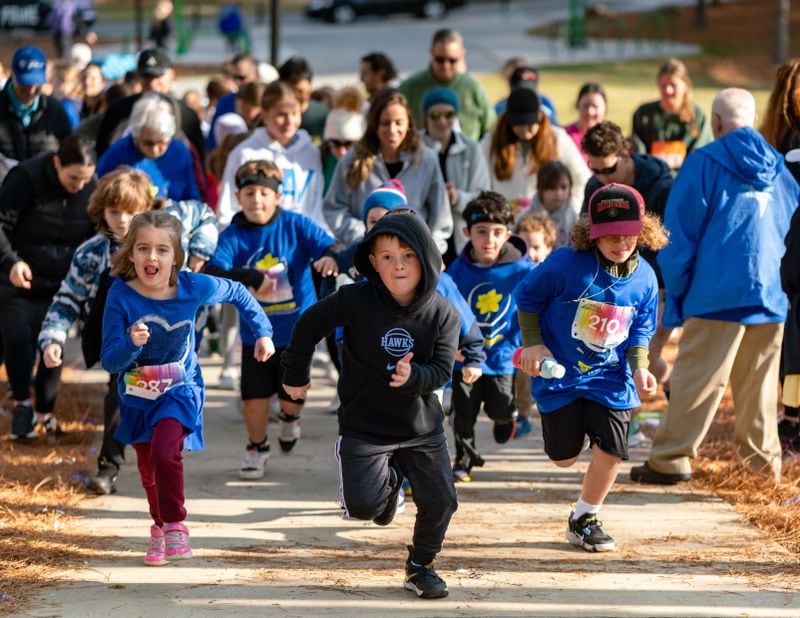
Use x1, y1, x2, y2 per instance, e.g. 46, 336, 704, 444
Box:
649, 318, 782, 481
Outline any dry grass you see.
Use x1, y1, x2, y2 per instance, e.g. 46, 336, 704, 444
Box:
0, 376, 106, 613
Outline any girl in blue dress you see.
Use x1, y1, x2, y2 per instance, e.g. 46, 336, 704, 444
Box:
101, 210, 274, 566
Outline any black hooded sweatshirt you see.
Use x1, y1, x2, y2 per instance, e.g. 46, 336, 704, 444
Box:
282, 214, 460, 442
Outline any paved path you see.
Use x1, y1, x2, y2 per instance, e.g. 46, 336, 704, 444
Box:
15, 352, 800, 617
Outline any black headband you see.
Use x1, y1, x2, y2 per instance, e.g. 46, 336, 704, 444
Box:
235, 175, 282, 192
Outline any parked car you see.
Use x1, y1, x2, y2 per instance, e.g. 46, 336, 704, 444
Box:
305, 0, 465, 24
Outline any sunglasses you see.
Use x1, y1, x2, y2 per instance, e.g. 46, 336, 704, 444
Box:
433, 56, 460, 65
429, 110, 456, 121
231, 73, 248, 81
589, 159, 619, 176
328, 139, 353, 149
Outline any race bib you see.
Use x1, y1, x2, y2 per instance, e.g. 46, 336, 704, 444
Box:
650, 140, 687, 170
254, 262, 294, 305
124, 362, 186, 400
571, 298, 635, 352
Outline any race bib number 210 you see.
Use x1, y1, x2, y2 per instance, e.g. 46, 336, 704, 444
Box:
571, 298, 634, 352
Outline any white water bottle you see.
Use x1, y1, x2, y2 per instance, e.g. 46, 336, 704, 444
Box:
512, 348, 565, 379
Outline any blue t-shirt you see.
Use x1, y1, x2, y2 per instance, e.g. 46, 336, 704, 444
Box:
97, 134, 201, 202
446, 248, 535, 375
514, 248, 658, 412
208, 210, 335, 347
101, 271, 272, 449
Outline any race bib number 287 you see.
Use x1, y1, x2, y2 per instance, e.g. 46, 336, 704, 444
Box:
124, 362, 185, 400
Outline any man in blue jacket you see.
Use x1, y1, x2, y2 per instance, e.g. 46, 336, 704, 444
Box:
631, 88, 800, 485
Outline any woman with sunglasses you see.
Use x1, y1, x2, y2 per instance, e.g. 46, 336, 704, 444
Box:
324, 88, 452, 253
420, 87, 490, 261
482, 88, 590, 220
97, 93, 201, 202
631, 58, 712, 174
320, 86, 365, 195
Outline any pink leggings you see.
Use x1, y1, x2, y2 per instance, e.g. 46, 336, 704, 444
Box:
133, 418, 187, 526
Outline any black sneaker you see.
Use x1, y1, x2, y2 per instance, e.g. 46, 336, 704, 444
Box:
404, 552, 448, 599
86, 464, 119, 495
630, 461, 691, 484
566, 509, 615, 552
10, 403, 35, 440
373, 461, 403, 526
492, 420, 516, 444
779, 418, 800, 458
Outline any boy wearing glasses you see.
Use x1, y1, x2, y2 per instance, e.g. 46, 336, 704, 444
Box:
399, 28, 495, 141
581, 120, 674, 395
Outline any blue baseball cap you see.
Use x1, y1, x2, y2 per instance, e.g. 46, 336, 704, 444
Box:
12, 46, 47, 86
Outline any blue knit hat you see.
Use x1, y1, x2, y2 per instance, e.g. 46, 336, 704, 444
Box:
422, 87, 460, 114
361, 179, 408, 222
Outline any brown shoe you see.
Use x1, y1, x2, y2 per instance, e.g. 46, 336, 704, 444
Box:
630, 461, 691, 485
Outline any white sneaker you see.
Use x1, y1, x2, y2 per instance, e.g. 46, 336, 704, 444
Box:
277, 412, 301, 452
218, 368, 239, 390
239, 443, 270, 479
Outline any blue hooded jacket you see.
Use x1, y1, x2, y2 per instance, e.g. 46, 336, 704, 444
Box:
658, 126, 800, 327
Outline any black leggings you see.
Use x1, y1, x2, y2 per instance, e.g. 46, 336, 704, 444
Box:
0, 295, 62, 413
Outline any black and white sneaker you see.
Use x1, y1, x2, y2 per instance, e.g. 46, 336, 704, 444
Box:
10, 403, 35, 440
566, 508, 616, 552
38, 415, 66, 438
404, 551, 448, 599
373, 461, 403, 526
87, 463, 119, 495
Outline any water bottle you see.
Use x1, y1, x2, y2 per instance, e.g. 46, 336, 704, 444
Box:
512, 348, 566, 379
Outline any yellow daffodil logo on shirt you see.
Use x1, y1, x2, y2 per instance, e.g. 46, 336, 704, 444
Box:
469, 285, 510, 347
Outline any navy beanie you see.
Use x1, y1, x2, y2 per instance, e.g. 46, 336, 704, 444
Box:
422, 87, 460, 114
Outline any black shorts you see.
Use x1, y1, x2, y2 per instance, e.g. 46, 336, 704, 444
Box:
452, 372, 517, 423
540, 398, 630, 461
240, 345, 304, 403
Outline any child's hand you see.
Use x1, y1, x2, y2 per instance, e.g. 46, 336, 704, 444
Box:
9, 260, 32, 289
634, 367, 658, 397
130, 322, 150, 347
313, 256, 338, 278
517, 345, 552, 377
42, 343, 63, 368
283, 383, 310, 400
389, 352, 413, 388
254, 337, 275, 362
461, 365, 482, 385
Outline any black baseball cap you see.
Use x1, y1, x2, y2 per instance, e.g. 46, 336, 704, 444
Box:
510, 66, 539, 90
506, 88, 541, 126
137, 48, 171, 77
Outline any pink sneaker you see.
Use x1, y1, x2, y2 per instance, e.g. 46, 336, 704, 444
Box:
145, 525, 167, 566
164, 522, 192, 560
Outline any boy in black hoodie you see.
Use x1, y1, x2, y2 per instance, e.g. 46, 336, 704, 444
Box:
282, 214, 460, 599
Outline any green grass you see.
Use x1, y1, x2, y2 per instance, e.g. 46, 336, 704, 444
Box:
476, 61, 771, 136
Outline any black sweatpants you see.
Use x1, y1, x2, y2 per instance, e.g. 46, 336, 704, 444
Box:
0, 296, 62, 412
452, 371, 516, 460
99, 374, 126, 470
335, 431, 458, 565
